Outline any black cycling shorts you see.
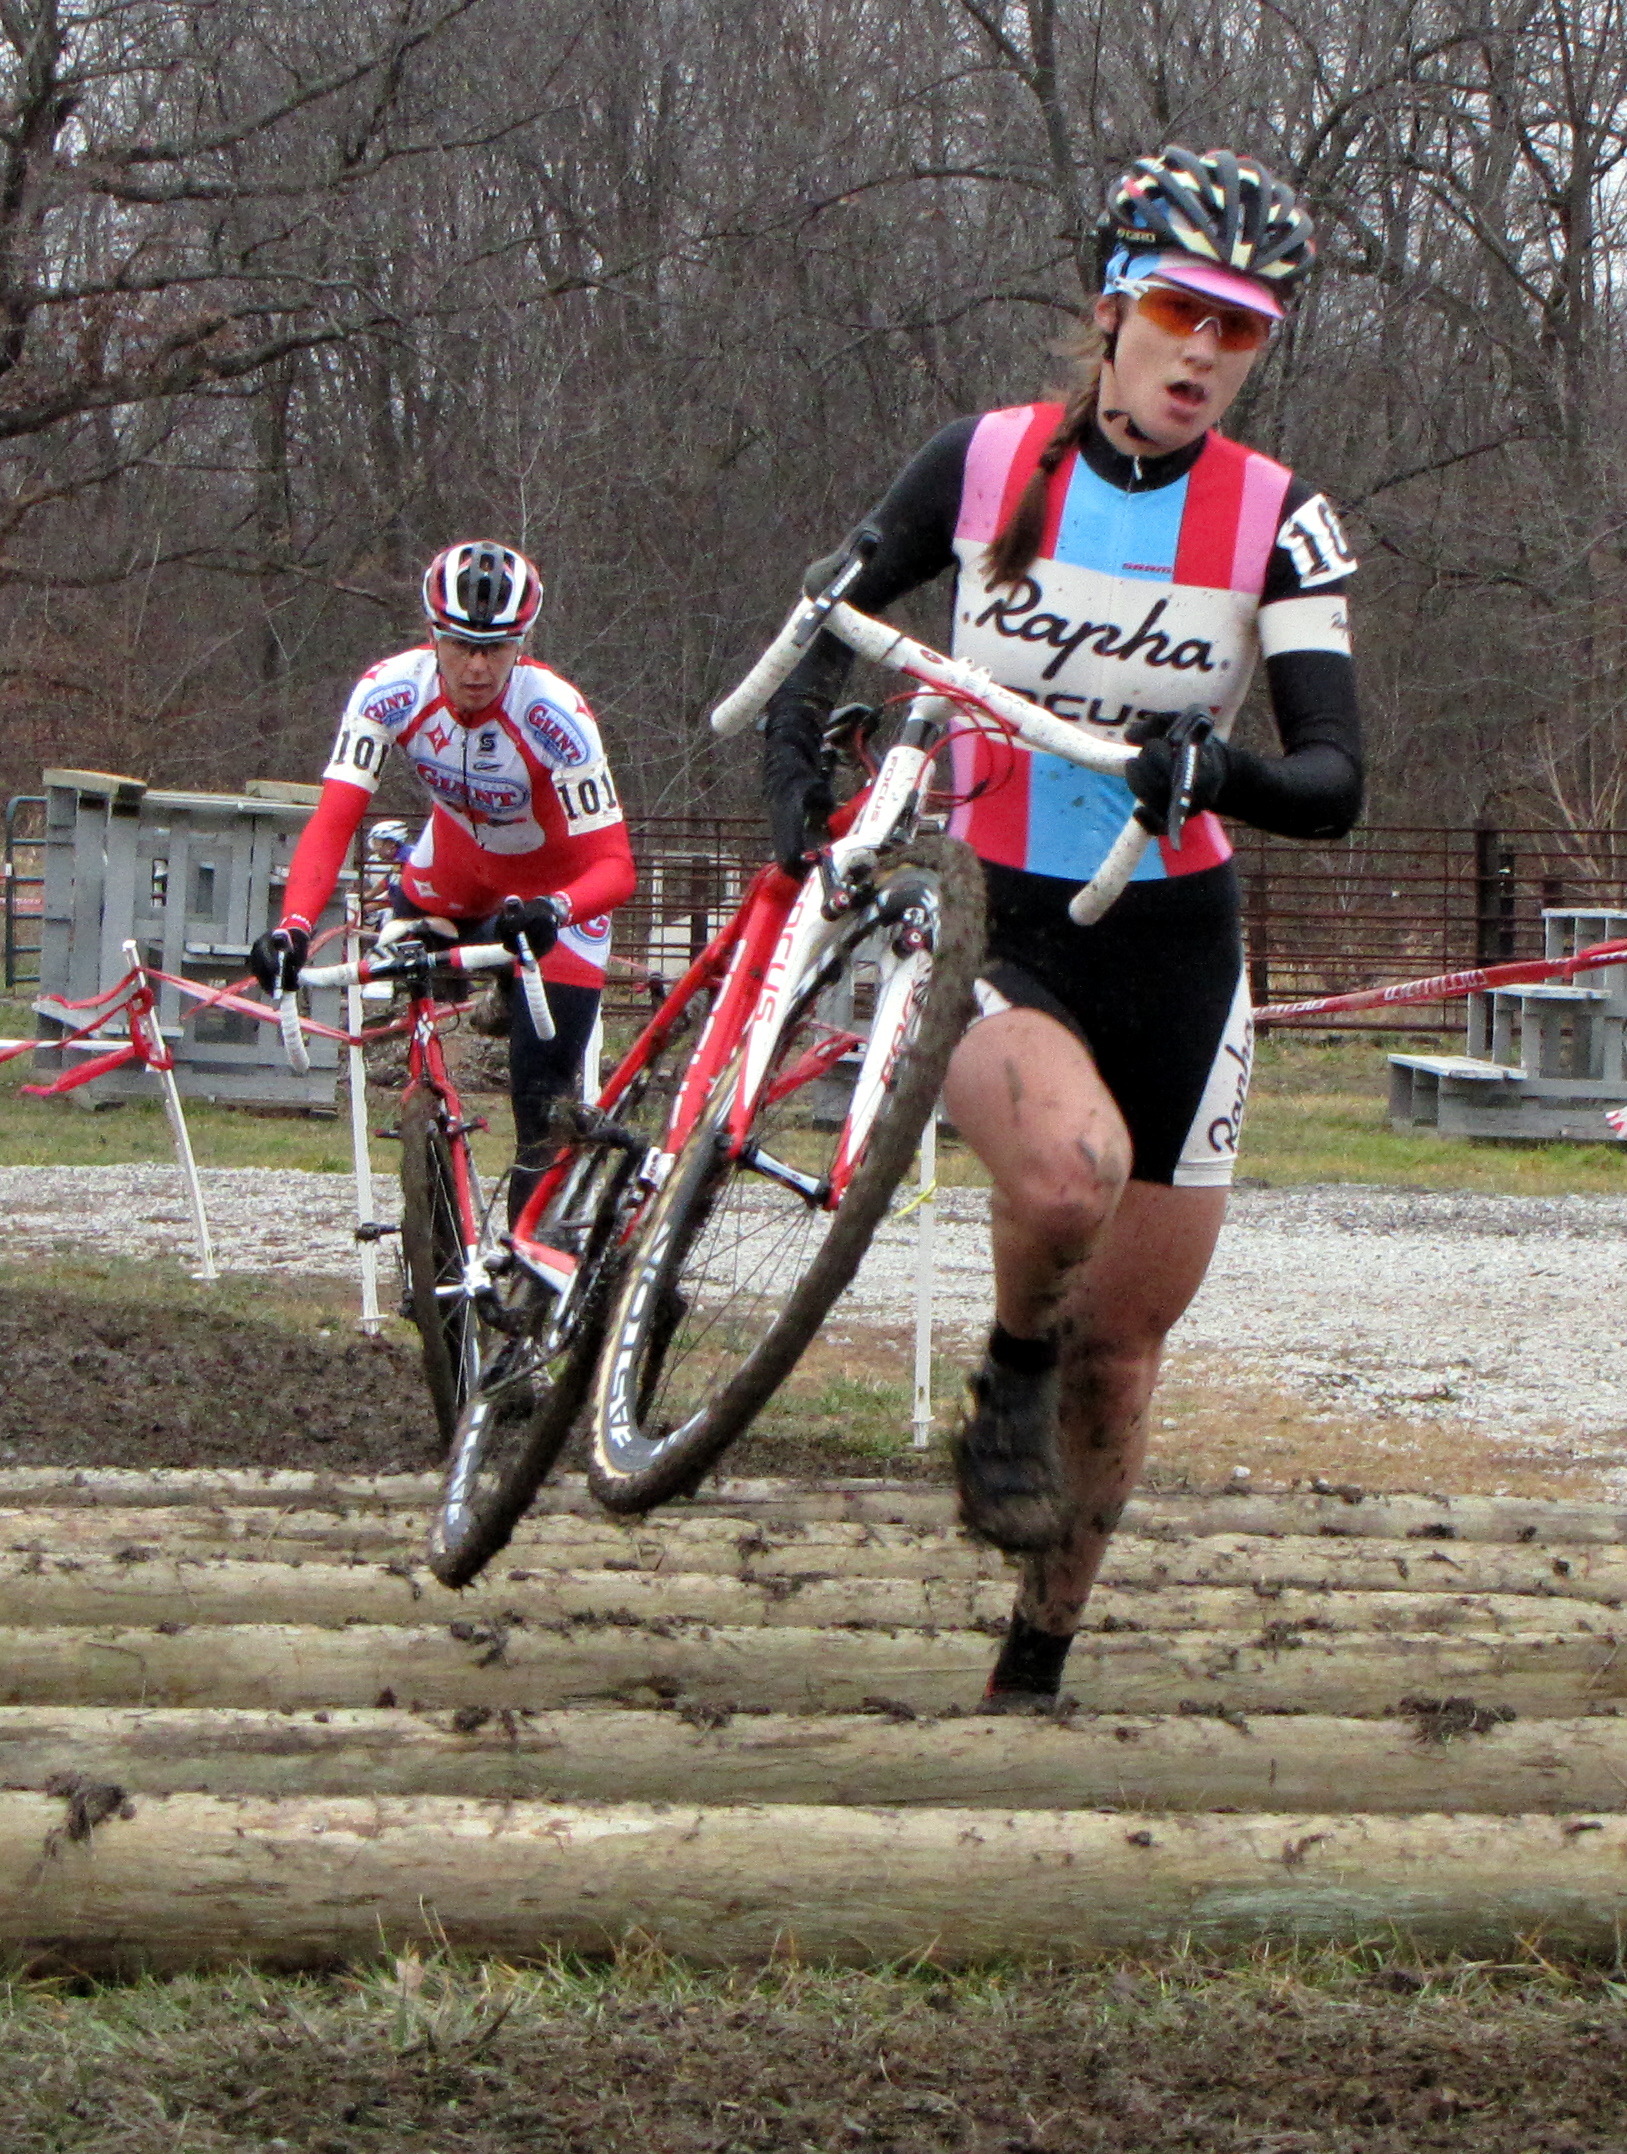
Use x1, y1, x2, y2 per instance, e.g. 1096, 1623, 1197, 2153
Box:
973, 858, 1252, 1188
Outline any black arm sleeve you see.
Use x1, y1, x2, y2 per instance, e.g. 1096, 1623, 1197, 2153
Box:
1212, 474, 1364, 842
1215, 644, 1363, 841
762, 418, 975, 795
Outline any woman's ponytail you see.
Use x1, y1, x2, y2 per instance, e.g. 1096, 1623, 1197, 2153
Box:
981, 328, 1107, 589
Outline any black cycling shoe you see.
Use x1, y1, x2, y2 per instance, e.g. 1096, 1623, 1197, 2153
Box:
468, 973, 514, 1039
977, 1684, 1063, 1717
952, 1354, 1072, 1554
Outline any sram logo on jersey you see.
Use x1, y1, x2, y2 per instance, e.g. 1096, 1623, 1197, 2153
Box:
361, 682, 417, 726
522, 700, 590, 766
973, 581, 1217, 680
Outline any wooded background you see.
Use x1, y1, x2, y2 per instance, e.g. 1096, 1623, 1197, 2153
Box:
0, 0, 1622, 844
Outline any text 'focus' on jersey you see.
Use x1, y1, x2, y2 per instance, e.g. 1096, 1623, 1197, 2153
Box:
946, 405, 1355, 884
326, 647, 624, 854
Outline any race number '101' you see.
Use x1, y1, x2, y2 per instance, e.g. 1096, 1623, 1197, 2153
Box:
554, 761, 623, 833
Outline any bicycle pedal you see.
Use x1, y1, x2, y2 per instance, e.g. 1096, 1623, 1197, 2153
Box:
353, 1220, 401, 1244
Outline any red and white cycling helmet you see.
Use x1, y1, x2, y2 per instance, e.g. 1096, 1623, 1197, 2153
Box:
1096, 146, 1316, 312
421, 540, 543, 644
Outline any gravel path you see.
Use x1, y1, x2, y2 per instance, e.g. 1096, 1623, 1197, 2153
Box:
4, 1163, 1625, 1451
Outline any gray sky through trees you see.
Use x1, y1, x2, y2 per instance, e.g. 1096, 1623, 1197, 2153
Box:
0, 0, 1623, 843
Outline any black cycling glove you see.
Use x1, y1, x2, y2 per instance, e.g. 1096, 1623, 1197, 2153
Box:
763, 699, 835, 878
495, 896, 563, 961
249, 925, 308, 993
1124, 710, 1230, 838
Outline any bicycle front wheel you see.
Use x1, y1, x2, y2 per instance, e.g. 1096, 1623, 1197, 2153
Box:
426, 976, 711, 1587
588, 833, 983, 1512
399, 1090, 493, 1453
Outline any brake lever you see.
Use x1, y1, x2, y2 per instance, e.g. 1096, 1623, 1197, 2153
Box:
1163, 710, 1215, 852
793, 527, 880, 651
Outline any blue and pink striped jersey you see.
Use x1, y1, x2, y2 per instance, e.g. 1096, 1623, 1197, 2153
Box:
943, 405, 1353, 883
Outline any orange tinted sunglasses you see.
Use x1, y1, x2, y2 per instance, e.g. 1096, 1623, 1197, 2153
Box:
1134, 285, 1275, 351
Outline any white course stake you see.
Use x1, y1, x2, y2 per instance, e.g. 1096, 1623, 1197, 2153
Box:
911, 1109, 937, 1448
345, 901, 382, 1335
121, 940, 216, 1283
582, 1005, 604, 1103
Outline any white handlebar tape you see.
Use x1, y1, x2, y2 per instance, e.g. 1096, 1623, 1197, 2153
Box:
710, 601, 816, 736
277, 990, 310, 1075
1068, 819, 1153, 927
514, 948, 556, 1042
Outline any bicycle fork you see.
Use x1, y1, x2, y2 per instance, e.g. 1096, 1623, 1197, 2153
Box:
729, 854, 944, 1208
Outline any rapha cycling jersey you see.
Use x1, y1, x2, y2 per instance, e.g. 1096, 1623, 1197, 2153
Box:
279, 646, 635, 987
943, 405, 1355, 883
765, 409, 1360, 888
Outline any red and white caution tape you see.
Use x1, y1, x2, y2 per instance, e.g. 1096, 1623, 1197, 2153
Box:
1255, 939, 1627, 1023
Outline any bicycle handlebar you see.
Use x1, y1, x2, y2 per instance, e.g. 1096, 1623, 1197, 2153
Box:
277, 940, 556, 1069
708, 590, 1151, 924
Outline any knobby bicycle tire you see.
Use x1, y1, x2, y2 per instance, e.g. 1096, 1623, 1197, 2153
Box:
425, 975, 711, 1587
587, 833, 983, 1513
399, 1090, 490, 1454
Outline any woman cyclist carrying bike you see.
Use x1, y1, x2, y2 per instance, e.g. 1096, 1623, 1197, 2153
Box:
763, 147, 1363, 1710
252, 540, 637, 1218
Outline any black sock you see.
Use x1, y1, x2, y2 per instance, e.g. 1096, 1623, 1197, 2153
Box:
989, 1611, 1073, 1697
988, 1322, 1058, 1375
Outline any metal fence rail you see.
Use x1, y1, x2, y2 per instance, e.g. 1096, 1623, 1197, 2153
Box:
11, 788, 1623, 1032
2, 794, 44, 992
614, 818, 1627, 1033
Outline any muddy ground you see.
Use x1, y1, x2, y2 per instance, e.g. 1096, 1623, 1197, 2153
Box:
6, 1954, 1627, 2152
8, 1265, 1627, 2149
0, 1269, 946, 1482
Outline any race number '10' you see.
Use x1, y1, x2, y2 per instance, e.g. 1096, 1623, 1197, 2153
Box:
1277, 494, 1357, 590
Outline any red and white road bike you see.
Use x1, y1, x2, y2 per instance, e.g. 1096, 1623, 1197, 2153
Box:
419, 540, 1147, 1584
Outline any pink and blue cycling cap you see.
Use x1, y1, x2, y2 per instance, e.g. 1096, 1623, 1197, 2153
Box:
1103, 246, 1285, 322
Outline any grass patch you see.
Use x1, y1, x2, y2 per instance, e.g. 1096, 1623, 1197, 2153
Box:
6, 998, 1625, 1199
1242, 1030, 1627, 1193
4, 1938, 1627, 2150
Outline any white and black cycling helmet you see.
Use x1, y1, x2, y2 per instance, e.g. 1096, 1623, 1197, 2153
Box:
1097, 146, 1315, 315
422, 540, 543, 643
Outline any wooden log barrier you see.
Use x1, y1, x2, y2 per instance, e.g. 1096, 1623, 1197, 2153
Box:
2, 1553, 1622, 1643
9, 1511, 1627, 1608
9, 1792, 1627, 1971
3, 1621, 1623, 1716
6, 1705, 1627, 1815
2, 1470, 1623, 1545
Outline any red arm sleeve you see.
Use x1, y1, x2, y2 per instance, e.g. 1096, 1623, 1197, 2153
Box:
548, 818, 637, 922
279, 778, 371, 933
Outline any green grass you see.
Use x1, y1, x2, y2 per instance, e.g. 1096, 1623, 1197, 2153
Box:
5, 995, 1625, 1197
3, 1937, 1627, 2153
1242, 1031, 1627, 1193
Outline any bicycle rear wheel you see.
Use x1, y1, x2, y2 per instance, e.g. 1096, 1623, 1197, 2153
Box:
399, 1090, 493, 1453
587, 833, 982, 1513
425, 983, 707, 1587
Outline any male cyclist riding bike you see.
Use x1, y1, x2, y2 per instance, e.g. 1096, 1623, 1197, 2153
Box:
762, 148, 1364, 1710
251, 540, 637, 1218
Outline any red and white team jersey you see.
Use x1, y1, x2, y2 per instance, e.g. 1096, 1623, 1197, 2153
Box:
279, 646, 636, 987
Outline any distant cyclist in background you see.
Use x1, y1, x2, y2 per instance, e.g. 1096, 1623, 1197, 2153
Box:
252, 540, 636, 1219
763, 148, 1363, 1709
